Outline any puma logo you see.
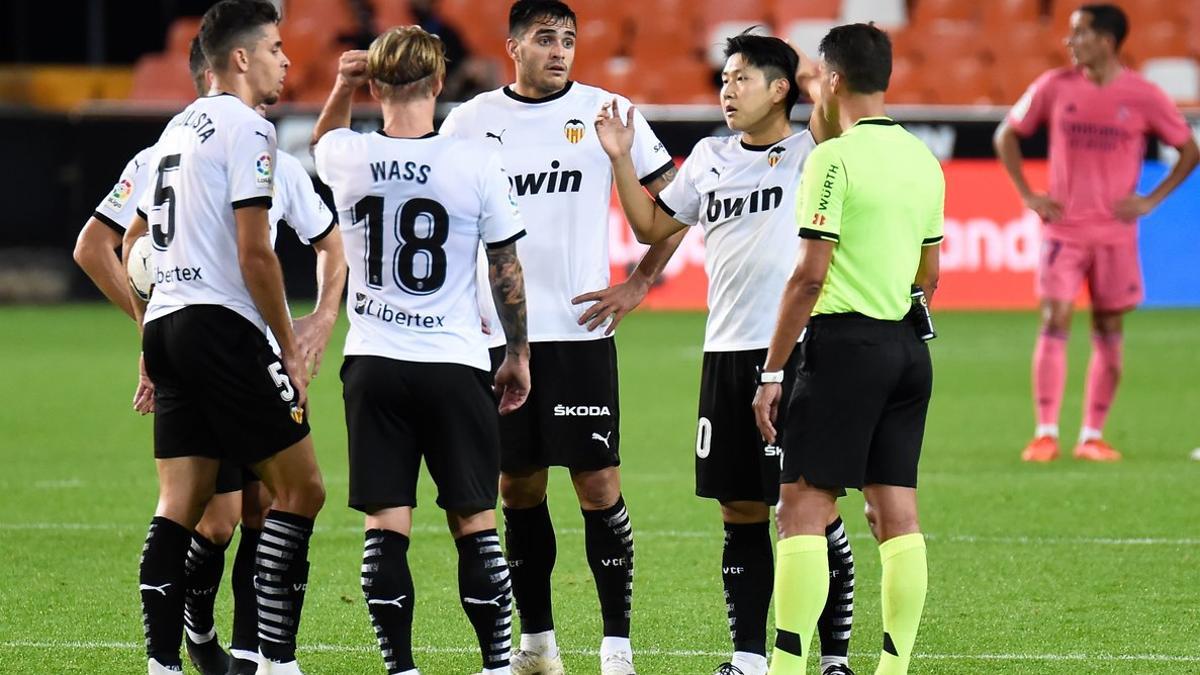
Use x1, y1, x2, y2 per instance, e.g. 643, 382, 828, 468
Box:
139, 583, 173, 596
462, 592, 507, 608
592, 431, 612, 449
486, 129, 506, 145
254, 131, 270, 141
367, 595, 408, 609
709, 167, 721, 178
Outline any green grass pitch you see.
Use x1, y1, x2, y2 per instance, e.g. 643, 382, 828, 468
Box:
0, 305, 1198, 673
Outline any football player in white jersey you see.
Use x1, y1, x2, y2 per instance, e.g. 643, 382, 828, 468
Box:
596, 34, 856, 675
117, 2, 328, 673
439, 3, 681, 672
78, 35, 343, 675
312, 27, 529, 675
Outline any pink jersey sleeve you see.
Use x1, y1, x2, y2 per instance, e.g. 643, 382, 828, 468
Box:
1142, 82, 1192, 148
1007, 69, 1061, 137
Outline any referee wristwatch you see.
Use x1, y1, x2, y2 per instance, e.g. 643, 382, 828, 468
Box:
758, 368, 784, 384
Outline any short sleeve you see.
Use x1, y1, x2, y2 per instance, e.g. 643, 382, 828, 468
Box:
627, 102, 675, 185
653, 145, 702, 226
478, 150, 526, 248
314, 128, 367, 211
1006, 70, 1058, 137
94, 147, 154, 234
228, 116, 276, 210
1143, 83, 1192, 148
796, 142, 845, 243
439, 102, 469, 138
923, 162, 946, 246
278, 153, 335, 244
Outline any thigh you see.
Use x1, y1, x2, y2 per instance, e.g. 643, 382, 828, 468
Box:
1037, 238, 1089, 303
341, 356, 422, 513
865, 342, 932, 489
1088, 243, 1143, 312
416, 363, 502, 513
529, 339, 621, 472
696, 349, 782, 505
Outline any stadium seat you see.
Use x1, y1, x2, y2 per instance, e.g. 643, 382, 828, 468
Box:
841, 0, 908, 28
982, 0, 1041, 29
286, 0, 358, 34
280, 15, 339, 93
698, 0, 768, 25
996, 53, 1065, 103
782, 20, 837, 64
368, 1, 413, 31
770, 0, 841, 23
936, 56, 996, 104
910, 0, 981, 26
886, 53, 931, 104
630, 19, 699, 64
167, 17, 202, 55
1142, 57, 1200, 103
645, 59, 712, 104
130, 53, 197, 102
1123, 20, 1189, 63
903, 20, 989, 64
983, 21, 1060, 64
706, 22, 771, 67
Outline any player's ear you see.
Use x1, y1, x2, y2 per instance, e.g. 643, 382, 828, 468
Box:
432, 76, 444, 99
368, 79, 382, 103
505, 37, 520, 64
233, 47, 250, 74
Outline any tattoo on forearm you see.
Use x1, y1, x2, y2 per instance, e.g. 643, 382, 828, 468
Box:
486, 242, 528, 353
648, 166, 678, 195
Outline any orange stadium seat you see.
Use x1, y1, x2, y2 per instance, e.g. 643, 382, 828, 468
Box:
286, 0, 357, 34
369, 1, 413, 31
936, 56, 997, 104
911, 0, 981, 26
698, 0, 768, 25
630, 19, 698, 63
996, 53, 1066, 103
983, 21, 1060, 63
130, 53, 197, 102
771, 0, 841, 24
887, 53, 932, 104
167, 17, 202, 55
651, 59, 714, 104
982, 0, 1042, 30
902, 20, 989, 64
279, 15, 339, 93
1123, 20, 1189, 64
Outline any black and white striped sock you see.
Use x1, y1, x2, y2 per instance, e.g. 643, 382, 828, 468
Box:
255, 510, 314, 664
456, 529, 513, 672
362, 529, 416, 675
229, 526, 261, 660
183, 533, 228, 643
582, 495, 634, 638
139, 516, 192, 668
817, 517, 855, 662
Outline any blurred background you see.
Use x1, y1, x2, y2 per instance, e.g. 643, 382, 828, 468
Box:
1, 0, 1198, 310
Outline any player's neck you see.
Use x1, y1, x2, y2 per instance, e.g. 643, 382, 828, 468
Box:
380, 99, 437, 138
1082, 56, 1122, 86
511, 78, 565, 100
836, 93, 887, 130
209, 74, 258, 108
739, 113, 793, 147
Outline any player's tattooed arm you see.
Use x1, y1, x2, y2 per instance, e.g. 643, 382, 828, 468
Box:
486, 242, 529, 357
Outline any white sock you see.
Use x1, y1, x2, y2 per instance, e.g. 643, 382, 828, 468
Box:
1036, 423, 1059, 439
397, 670, 420, 675
520, 630, 559, 658
482, 668, 511, 675
229, 649, 259, 664
1079, 427, 1103, 443
820, 654, 850, 669
184, 627, 216, 644
731, 650, 768, 673
600, 636, 632, 659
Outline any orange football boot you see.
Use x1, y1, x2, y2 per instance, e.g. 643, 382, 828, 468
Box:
1073, 439, 1122, 461
1021, 436, 1059, 462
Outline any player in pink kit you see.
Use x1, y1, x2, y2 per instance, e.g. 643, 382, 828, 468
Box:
995, 3, 1198, 462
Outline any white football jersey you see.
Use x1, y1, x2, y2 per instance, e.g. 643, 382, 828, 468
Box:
137, 94, 277, 332
441, 81, 674, 345
270, 149, 336, 246
656, 132, 816, 351
315, 128, 525, 370
94, 146, 156, 233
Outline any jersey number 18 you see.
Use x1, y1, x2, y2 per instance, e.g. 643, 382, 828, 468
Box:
353, 195, 449, 296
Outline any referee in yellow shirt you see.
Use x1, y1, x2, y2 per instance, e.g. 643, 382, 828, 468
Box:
752, 24, 945, 675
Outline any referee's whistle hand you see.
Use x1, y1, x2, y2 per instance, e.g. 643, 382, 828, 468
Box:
753, 383, 781, 445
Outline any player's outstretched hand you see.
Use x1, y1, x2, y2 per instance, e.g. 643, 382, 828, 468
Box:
294, 313, 335, 378
595, 97, 636, 161
133, 352, 155, 415
336, 50, 370, 91
571, 275, 651, 335
752, 383, 781, 445
1022, 192, 1064, 222
494, 354, 531, 415
1114, 194, 1155, 221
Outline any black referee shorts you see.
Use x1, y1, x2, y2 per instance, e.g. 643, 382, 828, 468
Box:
781, 313, 932, 490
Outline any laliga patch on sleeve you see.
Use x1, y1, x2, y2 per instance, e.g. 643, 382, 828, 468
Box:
255, 152, 273, 187
105, 178, 134, 211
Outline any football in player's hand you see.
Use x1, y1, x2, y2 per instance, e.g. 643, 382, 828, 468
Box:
127, 234, 155, 301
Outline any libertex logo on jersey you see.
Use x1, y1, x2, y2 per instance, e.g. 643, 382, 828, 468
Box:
353, 292, 446, 329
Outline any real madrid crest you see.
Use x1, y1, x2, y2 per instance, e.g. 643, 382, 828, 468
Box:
767, 146, 785, 167
564, 118, 586, 144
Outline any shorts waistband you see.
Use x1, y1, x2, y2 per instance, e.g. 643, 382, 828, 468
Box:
808, 313, 914, 341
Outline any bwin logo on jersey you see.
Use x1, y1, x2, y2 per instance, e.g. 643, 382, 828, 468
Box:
564, 118, 586, 144
768, 145, 786, 167
705, 186, 784, 223
510, 160, 582, 197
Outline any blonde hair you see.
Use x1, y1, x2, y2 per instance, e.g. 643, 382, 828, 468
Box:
368, 25, 446, 100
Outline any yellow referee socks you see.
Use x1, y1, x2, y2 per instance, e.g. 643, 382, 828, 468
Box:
877, 533, 928, 675
767, 535, 829, 675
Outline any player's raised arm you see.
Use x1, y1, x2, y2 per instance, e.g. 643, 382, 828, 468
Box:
310, 49, 369, 147
595, 99, 685, 244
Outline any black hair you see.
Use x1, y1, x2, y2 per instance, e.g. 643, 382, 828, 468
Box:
724, 30, 801, 114
1079, 4, 1129, 48
188, 36, 208, 96
199, 0, 280, 70
509, 0, 576, 38
818, 23, 892, 94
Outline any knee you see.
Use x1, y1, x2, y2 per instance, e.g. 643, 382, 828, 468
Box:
573, 471, 620, 511
775, 498, 831, 539
195, 518, 237, 546
871, 511, 919, 542
721, 501, 770, 524
500, 475, 547, 510
864, 503, 881, 542
272, 475, 325, 519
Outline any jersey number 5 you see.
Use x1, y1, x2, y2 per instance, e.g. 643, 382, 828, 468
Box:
151, 154, 182, 251
353, 195, 449, 295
